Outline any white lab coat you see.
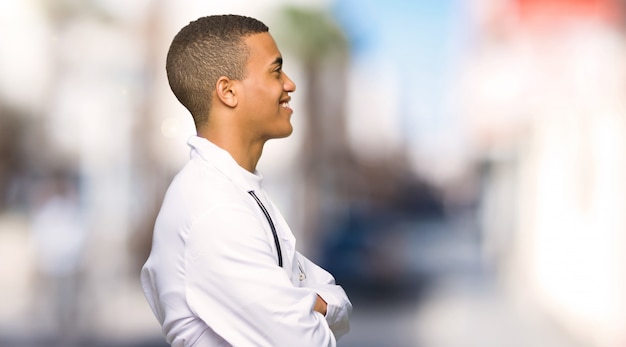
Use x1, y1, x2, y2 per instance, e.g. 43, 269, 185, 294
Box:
141, 136, 352, 347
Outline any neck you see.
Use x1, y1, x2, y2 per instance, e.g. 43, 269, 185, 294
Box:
199, 127, 265, 172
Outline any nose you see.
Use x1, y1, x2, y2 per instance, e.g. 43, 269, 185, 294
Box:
283, 72, 296, 92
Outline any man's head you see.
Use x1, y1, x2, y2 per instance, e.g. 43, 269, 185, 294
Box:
166, 15, 269, 129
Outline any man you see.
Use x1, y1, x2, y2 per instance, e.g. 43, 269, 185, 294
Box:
140, 14, 352, 347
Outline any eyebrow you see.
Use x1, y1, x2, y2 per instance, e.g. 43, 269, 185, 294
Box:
271, 56, 283, 67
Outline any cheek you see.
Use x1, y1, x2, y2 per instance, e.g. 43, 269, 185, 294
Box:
240, 79, 281, 110
247, 85, 271, 104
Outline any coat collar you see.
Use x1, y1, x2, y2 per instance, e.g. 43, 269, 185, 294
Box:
187, 135, 264, 193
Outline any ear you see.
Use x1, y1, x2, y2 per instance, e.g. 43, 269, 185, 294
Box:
215, 76, 238, 108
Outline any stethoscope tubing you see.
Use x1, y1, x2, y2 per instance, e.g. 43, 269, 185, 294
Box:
248, 190, 283, 267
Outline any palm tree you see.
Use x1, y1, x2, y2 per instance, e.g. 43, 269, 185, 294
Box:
272, 6, 353, 253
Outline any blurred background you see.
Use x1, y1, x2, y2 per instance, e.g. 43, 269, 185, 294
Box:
1, 0, 625, 346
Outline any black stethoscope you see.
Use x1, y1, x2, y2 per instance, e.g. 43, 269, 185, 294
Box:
248, 191, 283, 267
248, 190, 307, 281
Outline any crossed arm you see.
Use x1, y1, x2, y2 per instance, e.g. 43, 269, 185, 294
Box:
184, 206, 351, 346
315, 295, 328, 315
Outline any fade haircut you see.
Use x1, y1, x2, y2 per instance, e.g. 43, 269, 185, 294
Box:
166, 15, 269, 129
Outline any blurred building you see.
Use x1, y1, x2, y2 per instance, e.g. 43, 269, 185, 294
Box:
463, 0, 626, 345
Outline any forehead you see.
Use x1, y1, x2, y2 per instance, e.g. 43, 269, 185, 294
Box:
243, 32, 281, 67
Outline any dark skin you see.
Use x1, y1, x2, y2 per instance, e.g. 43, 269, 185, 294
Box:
197, 32, 327, 316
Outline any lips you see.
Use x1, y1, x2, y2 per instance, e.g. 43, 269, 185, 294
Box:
280, 96, 292, 110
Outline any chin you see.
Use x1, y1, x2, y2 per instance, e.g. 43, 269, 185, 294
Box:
263, 130, 292, 141
277, 130, 293, 139
273, 126, 293, 139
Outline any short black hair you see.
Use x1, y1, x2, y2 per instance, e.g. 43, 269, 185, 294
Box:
166, 15, 269, 129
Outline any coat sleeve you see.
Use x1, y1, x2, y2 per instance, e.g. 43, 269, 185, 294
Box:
296, 252, 352, 339
185, 203, 337, 347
